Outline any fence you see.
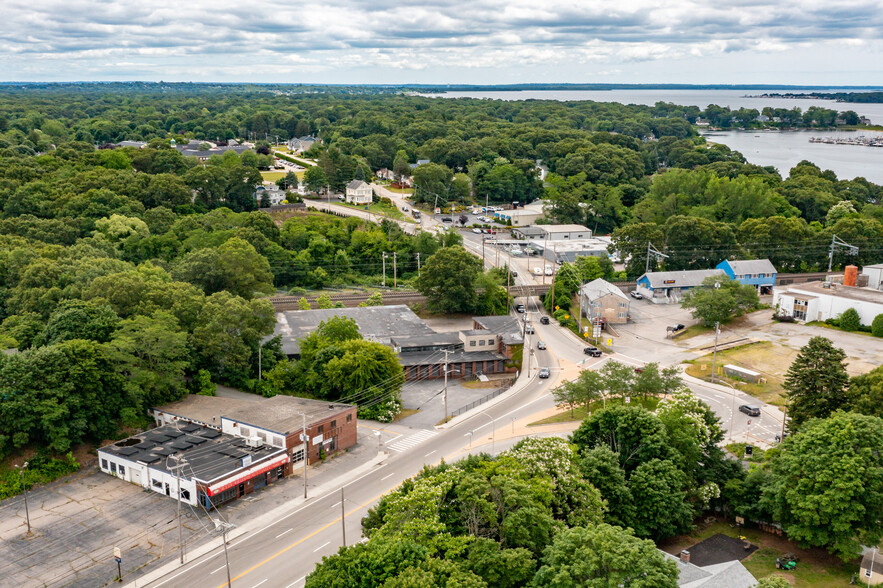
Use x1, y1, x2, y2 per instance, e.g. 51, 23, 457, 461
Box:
450, 381, 513, 418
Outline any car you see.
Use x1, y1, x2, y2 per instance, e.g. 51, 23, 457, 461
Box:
634, 367, 644, 373
537, 341, 546, 350
538, 367, 550, 379
739, 405, 761, 417
402, 206, 409, 212
629, 291, 643, 299
545, 266, 553, 276
515, 304, 525, 313
670, 323, 685, 331
441, 217, 452, 223
525, 325, 535, 334
540, 316, 549, 325
583, 347, 602, 357
472, 228, 482, 234
511, 270, 518, 277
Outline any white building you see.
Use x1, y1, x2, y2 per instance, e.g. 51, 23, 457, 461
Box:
773, 281, 883, 325
863, 263, 883, 290
345, 180, 373, 204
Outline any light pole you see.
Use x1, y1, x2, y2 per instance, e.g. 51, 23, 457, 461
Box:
470, 411, 496, 453
213, 520, 235, 588
710, 320, 720, 383
15, 461, 30, 535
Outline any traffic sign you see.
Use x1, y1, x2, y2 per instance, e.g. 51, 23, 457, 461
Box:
625, 397, 631, 404
114, 547, 121, 559
747, 419, 751, 425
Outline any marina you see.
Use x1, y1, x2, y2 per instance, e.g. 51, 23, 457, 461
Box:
809, 135, 883, 147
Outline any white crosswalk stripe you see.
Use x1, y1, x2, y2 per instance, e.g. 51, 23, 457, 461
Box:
387, 429, 438, 453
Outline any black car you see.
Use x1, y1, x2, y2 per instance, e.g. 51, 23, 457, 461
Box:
739, 405, 761, 417
583, 347, 601, 357
515, 304, 525, 313
540, 316, 550, 325
670, 323, 685, 331
441, 217, 452, 223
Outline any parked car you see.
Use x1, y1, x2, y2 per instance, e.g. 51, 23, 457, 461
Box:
540, 316, 549, 325
511, 270, 518, 277
442, 217, 452, 223
515, 304, 525, 313
538, 367, 550, 379
401, 206, 409, 211
634, 366, 644, 373
544, 266, 553, 276
583, 347, 602, 357
537, 341, 546, 350
739, 405, 761, 417
671, 323, 685, 331
472, 228, 482, 234
629, 291, 643, 299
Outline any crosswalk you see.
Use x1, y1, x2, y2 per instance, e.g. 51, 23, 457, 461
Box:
387, 429, 438, 453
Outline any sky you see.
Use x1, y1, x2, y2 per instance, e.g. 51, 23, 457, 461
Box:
1, 0, 881, 84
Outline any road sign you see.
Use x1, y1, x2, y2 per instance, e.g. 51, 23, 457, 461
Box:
114, 547, 121, 559
747, 419, 751, 425
606, 338, 612, 346
625, 397, 631, 404
114, 557, 121, 563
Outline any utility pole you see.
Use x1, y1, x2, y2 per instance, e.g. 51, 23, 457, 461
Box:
214, 520, 235, 588
416, 252, 421, 277
827, 234, 858, 272
645, 241, 668, 274
340, 487, 346, 547
170, 455, 188, 564
710, 321, 720, 383
15, 462, 30, 535
506, 264, 511, 309
258, 344, 262, 381
393, 252, 397, 288
482, 236, 485, 268
443, 349, 451, 422
300, 413, 309, 499
382, 252, 388, 287
550, 246, 557, 310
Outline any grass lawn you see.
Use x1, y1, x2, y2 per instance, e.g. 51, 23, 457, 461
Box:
673, 323, 713, 340
529, 396, 660, 426
805, 321, 876, 337
461, 380, 507, 389
725, 442, 766, 463
684, 341, 794, 405
260, 171, 287, 182
339, 201, 410, 221
392, 408, 419, 422
661, 520, 858, 587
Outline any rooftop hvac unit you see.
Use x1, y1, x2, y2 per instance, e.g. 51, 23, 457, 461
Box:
245, 437, 263, 448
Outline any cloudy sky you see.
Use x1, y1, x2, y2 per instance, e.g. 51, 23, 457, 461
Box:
1, 0, 881, 84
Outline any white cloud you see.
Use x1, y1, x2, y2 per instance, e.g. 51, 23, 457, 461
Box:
0, 0, 880, 82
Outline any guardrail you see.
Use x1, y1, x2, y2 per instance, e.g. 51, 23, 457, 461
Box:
450, 382, 512, 418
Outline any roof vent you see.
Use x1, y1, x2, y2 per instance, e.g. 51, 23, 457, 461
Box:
329, 404, 335, 410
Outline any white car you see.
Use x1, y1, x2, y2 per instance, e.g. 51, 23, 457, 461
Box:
545, 266, 553, 276
402, 206, 409, 212
472, 228, 482, 234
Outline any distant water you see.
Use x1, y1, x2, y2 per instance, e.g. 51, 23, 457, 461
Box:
703, 129, 883, 183
428, 89, 883, 182
427, 88, 883, 126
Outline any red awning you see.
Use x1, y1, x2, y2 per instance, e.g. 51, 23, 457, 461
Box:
206, 454, 289, 496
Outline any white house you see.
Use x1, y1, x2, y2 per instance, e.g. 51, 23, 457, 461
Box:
345, 180, 373, 204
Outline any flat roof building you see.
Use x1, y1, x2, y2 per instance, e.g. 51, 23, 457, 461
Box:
773, 280, 883, 325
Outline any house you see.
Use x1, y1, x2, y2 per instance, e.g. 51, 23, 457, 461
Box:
580, 279, 630, 325
636, 269, 726, 304
376, 168, 396, 181
408, 159, 431, 170
860, 549, 883, 586
755, 114, 770, 123
255, 185, 288, 206
666, 550, 756, 587
287, 136, 318, 154
716, 259, 777, 294
345, 180, 373, 204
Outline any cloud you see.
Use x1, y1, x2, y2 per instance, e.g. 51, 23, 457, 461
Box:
0, 0, 881, 82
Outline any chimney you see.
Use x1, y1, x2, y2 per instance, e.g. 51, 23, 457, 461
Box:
844, 265, 858, 287
680, 550, 691, 564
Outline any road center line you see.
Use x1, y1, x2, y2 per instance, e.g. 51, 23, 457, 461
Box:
285, 577, 306, 588
313, 541, 331, 553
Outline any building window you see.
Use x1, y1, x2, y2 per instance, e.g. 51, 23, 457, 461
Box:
470, 340, 476, 347
273, 436, 283, 447
346, 414, 352, 422
181, 489, 190, 501
479, 340, 485, 346
488, 339, 494, 346
758, 273, 765, 278
101, 459, 108, 470
240, 426, 250, 437
317, 425, 324, 435
257, 431, 267, 442
118, 465, 125, 476
110, 462, 117, 474
152, 479, 162, 489
331, 420, 336, 430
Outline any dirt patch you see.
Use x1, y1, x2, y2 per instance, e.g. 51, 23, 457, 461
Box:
685, 341, 796, 405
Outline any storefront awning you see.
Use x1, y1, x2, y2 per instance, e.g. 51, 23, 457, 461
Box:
206, 454, 289, 496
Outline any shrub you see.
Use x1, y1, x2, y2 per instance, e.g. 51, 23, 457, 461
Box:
873, 314, 883, 338
839, 308, 861, 332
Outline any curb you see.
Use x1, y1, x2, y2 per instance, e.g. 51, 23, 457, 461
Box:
123, 452, 388, 588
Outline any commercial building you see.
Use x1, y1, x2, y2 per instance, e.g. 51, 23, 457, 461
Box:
716, 259, 777, 294
773, 280, 883, 324
529, 237, 611, 265
100, 395, 357, 509
511, 224, 592, 241
275, 306, 517, 381
863, 263, 883, 290
579, 279, 630, 324
636, 269, 726, 304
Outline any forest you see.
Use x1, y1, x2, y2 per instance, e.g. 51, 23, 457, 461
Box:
2, 85, 883, 483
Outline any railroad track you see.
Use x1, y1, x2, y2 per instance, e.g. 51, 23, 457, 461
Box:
266, 272, 836, 310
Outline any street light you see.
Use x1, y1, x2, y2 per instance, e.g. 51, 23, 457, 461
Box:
470, 411, 496, 453
15, 461, 30, 535
213, 520, 236, 588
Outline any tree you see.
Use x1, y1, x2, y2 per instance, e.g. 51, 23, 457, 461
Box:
579, 446, 635, 527
298, 297, 311, 310
681, 275, 759, 327
531, 524, 679, 588
316, 293, 334, 309
848, 365, 883, 418
194, 369, 217, 396
872, 314, 883, 337
628, 459, 694, 540
597, 360, 634, 400
359, 292, 383, 307
416, 246, 483, 313
40, 300, 120, 345
571, 405, 675, 473
838, 307, 861, 331
761, 411, 883, 560
173, 237, 274, 299
304, 165, 329, 194
783, 336, 849, 428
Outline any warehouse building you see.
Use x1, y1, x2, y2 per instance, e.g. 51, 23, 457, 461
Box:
773, 280, 883, 324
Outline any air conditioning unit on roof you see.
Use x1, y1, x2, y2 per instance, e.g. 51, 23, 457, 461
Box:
245, 437, 263, 448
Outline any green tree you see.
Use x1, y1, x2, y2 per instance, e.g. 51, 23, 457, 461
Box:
298, 297, 311, 310
848, 365, 883, 418
838, 307, 861, 331
531, 524, 679, 588
681, 275, 759, 327
579, 446, 635, 527
40, 300, 120, 345
304, 165, 329, 194
571, 405, 675, 473
761, 411, 883, 560
628, 459, 694, 540
872, 314, 883, 337
173, 237, 274, 299
783, 336, 849, 428
194, 369, 217, 396
316, 293, 334, 309
359, 292, 383, 307
416, 246, 483, 313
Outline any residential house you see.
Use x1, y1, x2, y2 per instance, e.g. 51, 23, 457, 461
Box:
860, 549, 883, 586
345, 180, 373, 204
716, 259, 777, 294
580, 279, 630, 325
